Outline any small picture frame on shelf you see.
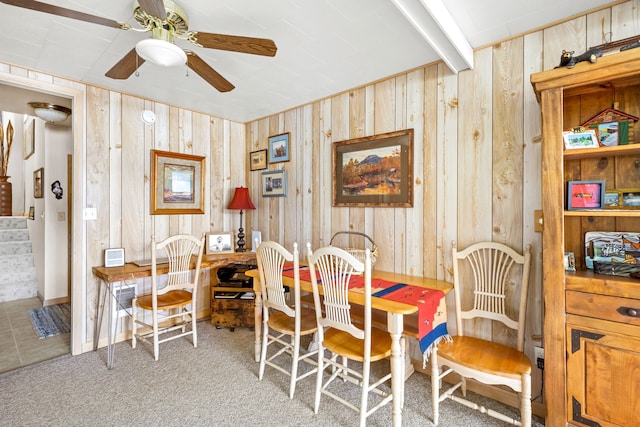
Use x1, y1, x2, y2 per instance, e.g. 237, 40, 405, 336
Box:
621, 189, 640, 208
564, 252, 576, 272
562, 127, 599, 150
566, 180, 605, 210
604, 191, 620, 208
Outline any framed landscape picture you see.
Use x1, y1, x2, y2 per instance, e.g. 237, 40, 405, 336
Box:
333, 129, 414, 207
150, 149, 205, 215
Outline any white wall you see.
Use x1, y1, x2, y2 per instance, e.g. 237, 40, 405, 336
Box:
44, 124, 71, 302
23, 117, 72, 303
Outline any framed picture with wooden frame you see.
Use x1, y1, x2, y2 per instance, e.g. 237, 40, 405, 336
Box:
333, 129, 413, 207
268, 133, 290, 163
619, 188, 640, 209
150, 149, 206, 215
249, 149, 268, 171
566, 180, 605, 210
33, 167, 43, 199
604, 191, 620, 208
23, 119, 34, 160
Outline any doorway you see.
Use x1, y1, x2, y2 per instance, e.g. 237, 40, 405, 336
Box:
0, 72, 85, 362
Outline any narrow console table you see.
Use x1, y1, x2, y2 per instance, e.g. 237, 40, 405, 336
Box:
92, 252, 256, 369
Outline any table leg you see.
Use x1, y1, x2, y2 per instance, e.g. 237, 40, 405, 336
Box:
253, 289, 262, 362
388, 312, 404, 427
93, 280, 107, 351
106, 282, 115, 369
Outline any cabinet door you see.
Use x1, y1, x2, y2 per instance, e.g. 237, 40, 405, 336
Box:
566, 322, 640, 426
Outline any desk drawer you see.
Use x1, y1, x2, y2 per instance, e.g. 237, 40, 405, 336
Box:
566, 290, 640, 326
211, 298, 255, 328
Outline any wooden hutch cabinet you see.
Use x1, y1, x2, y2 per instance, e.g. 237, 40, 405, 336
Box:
531, 49, 640, 426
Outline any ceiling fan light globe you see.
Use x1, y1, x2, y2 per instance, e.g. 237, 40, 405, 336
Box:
135, 39, 187, 67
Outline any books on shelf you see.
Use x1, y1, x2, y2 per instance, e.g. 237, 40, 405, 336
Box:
214, 291, 255, 299
214, 292, 242, 299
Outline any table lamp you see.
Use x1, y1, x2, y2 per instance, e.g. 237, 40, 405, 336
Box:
227, 186, 256, 252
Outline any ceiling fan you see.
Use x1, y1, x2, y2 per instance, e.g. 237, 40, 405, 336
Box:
0, 0, 278, 92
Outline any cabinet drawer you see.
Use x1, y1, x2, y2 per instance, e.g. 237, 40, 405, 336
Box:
566, 290, 640, 326
211, 298, 255, 328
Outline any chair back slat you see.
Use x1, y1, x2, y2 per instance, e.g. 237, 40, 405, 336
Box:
152, 234, 204, 298
452, 241, 532, 351
256, 240, 297, 319
307, 245, 369, 342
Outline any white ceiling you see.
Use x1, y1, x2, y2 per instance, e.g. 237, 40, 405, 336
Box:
0, 0, 616, 123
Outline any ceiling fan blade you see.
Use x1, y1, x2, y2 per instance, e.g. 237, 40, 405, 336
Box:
105, 49, 145, 80
186, 51, 235, 93
193, 32, 277, 57
137, 0, 166, 19
0, 0, 126, 29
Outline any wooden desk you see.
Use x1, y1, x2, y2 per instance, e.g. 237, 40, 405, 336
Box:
247, 268, 452, 427
92, 252, 255, 368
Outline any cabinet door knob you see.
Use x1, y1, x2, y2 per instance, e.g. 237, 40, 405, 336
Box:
617, 306, 639, 317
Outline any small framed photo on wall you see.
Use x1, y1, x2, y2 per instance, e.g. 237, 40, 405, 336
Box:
268, 133, 290, 163
33, 168, 43, 199
249, 149, 268, 171
261, 170, 287, 197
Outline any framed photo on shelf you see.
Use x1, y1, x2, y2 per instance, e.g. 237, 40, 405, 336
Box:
150, 149, 205, 215
249, 149, 268, 171
621, 189, 640, 208
205, 232, 234, 254
562, 128, 599, 150
604, 191, 620, 208
566, 180, 605, 210
268, 133, 290, 163
564, 252, 576, 272
333, 129, 413, 207
261, 170, 287, 197
28, 206, 34, 220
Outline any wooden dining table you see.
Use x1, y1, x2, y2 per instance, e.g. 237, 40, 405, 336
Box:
246, 267, 453, 427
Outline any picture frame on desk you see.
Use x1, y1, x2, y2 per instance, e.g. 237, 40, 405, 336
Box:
206, 232, 234, 254
566, 180, 605, 210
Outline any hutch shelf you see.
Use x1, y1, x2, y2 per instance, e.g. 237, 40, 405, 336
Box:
532, 48, 640, 426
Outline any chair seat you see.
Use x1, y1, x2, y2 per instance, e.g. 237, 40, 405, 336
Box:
437, 335, 532, 380
268, 307, 318, 335
136, 289, 193, 311
324, 327, 392, 362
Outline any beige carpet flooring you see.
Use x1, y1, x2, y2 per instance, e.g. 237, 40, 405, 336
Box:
0, 321, 545, 426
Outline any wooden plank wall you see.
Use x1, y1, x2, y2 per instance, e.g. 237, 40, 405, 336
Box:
245, 0, 639, 405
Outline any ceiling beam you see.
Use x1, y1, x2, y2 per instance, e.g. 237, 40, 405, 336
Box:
390, 0, 474, 73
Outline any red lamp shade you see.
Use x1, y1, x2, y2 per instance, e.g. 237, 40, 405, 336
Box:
227, 187, 255, 252
227, 187, 256, 210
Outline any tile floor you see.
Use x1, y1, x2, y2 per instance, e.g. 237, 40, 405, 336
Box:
0, 297, 70, 374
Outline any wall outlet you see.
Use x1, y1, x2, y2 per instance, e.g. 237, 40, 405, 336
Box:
534, 346, 544, 369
